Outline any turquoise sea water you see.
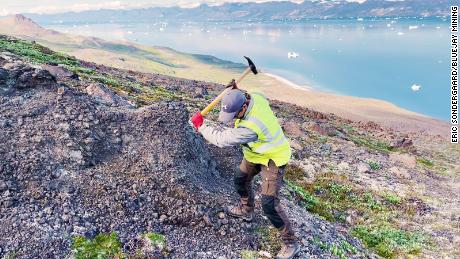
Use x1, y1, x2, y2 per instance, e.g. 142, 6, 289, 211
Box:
43, 18, 450, 120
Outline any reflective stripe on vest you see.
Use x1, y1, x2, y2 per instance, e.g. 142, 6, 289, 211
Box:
234, 92, 291, 166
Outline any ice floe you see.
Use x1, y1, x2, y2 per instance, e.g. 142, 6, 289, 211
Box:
411, 84, 422, 92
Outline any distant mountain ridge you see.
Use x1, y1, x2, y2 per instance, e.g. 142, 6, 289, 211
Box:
24, 0, 454, 24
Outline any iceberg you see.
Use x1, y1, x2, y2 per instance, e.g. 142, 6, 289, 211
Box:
411, 84, 421, 92
288, 52, 299, 59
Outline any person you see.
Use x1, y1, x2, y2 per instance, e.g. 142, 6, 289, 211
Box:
190, 80, 300, 259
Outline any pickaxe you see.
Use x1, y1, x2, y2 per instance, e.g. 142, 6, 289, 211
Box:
200, 56, 258, 117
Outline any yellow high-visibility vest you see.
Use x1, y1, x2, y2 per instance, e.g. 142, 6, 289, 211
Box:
235, 92, 291, 166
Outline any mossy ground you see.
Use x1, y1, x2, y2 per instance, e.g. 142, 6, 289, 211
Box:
348, 133, 393, 153
312, 236, 358, 259
285, 164, 430, 258
72, 232, 123, 259
2, 35, 456, 258
0, 36, 79, 67
416, 156, 434, 168
256, 227, 283, 256
351, 224, 427, 258
144, 232, 167, 249
0, 36, 194, 107
240, 250, 259, 259
367, 160, 381, 171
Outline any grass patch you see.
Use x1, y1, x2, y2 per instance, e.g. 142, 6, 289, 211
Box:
240, 250, 259, 259
0, 37, 79, 67
352, 224, 427, 258
416, 157, 434, 168
134, 85, 180, 104
340, 124, 392, 153
341, 124, 354, 134
367, 160, 381, 170
285, 169, 430, 257
383, 193, 402, 205
286, 180, 335, 221
286, 173, 386, 222
0, 36, 100, 81
67, 65, 95, 75
87, 73, 179, 105
312, 236, 358, 259
144, 232, 166, 250
72, 232, 124, 259
0, 36, 198, 106
257, 227, 283, 256
349, 135, 393, 153
0, 35, 97, 77
340, 240, 359, 254
363, 192, 384, 211
91, 75, 123, 88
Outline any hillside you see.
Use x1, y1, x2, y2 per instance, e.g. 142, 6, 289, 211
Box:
0, 15, 246, 83
0, 14, 449, 136
25, 0, 454, 23
1, 35, 459, 258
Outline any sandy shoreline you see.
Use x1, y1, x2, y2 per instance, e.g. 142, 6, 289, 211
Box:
242, 72, 449, 137
263, 72, 314, 92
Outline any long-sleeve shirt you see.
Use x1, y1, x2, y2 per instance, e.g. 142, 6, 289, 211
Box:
198, 120, 258, 148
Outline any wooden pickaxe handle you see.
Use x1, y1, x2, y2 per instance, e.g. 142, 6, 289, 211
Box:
200, 66, 252, 116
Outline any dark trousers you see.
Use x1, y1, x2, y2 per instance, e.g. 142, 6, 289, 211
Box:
234, 158, 296, 242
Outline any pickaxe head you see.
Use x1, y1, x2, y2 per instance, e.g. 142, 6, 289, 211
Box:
244, 56, 258, 75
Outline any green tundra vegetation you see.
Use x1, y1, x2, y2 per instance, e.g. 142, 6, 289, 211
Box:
0, 36, 187, 106
3, 35, 453, 258
285, 164, 430, 258
72, 232, 123, 259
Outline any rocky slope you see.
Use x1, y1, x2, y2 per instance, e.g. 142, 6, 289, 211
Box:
0, 35, 458, 258
0, 35, 376, 258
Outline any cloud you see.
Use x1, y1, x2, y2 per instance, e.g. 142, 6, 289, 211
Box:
0, 8, 10, 16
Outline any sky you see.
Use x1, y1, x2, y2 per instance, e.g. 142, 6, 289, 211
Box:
0, 0, 366, 16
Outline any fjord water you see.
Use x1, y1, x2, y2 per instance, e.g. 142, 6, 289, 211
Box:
46, 18, 449, 120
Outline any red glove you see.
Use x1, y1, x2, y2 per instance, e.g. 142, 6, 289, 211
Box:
191, 111, 204, 130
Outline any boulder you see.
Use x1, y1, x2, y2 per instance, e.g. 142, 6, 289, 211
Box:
86, 83, 133, 107
2, 63, 56, 90
42, 64, 77, 80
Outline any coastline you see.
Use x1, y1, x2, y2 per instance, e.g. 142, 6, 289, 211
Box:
263, 72, 313, 92
242, 71, 449, 137
0, 14, 448, 137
